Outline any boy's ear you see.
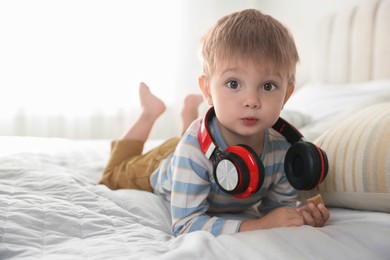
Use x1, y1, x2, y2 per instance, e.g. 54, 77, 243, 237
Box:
198, 75, 213, 106
283, 84, 295, 105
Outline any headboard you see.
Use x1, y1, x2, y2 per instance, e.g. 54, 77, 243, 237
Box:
312, 0, 390, 83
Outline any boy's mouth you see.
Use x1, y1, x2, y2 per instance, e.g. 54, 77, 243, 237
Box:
241, 117, 258, 125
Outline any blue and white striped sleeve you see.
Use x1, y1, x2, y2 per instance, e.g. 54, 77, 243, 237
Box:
169, 129, 241, 236
258, 172, 298, 214
258, 134, 298, 213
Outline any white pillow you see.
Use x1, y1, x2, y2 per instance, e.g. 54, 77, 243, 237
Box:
285, 80, 390, 122
280, 109, 311, 128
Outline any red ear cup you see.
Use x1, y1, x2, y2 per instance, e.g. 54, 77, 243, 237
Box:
214, 144, 264, 199
284, 142, 328, 190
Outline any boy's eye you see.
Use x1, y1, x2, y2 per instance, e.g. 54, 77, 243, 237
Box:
227, 80, 240, 89
262, 82, 277, 91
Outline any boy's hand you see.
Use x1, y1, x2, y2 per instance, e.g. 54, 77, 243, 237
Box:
239, 207, 304, 232
297, 203, 330, 227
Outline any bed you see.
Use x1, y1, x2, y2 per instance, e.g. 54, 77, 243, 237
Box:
1, 0, 390, 259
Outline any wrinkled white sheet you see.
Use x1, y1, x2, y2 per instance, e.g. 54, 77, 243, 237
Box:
1, 137, 390, 260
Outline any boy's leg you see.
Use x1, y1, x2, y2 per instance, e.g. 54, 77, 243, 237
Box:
122, 82, 166, 142
119, 94, 204, 191
100, 137, 179, 191
101, 87, 204, 191
100, 82, 166, 190
180, 94, 204, 135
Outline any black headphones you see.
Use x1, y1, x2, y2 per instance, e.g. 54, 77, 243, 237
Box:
197, 107, 328, 199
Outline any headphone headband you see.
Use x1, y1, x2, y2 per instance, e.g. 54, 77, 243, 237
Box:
198, 111, 216, 159
272, 117, 303, 144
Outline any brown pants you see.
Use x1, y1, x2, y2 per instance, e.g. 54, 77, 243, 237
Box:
99, 137, 180, 191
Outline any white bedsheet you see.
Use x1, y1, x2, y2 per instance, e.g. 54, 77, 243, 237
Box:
1, 136, 390, 260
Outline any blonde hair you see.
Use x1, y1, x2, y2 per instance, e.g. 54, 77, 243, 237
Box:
200, 9, 299, 85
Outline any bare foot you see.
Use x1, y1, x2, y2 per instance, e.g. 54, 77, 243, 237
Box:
181, 94, 204, 134
139, 82, 166, 120
121, 82, 166, 141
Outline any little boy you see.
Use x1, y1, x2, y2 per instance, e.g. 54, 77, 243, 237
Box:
100, 9, 329, 236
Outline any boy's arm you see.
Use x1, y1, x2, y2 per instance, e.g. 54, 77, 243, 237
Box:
239, 207, 304, 231
169, 135, 242, 236
257, 171, 298, 213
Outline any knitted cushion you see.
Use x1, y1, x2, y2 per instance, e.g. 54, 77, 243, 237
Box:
301, 103, 390, 212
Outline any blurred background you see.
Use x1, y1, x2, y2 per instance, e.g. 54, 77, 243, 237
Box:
0, 0, 365, 139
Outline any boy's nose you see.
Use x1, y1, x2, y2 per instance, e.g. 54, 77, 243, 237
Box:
244, 91, 260, 109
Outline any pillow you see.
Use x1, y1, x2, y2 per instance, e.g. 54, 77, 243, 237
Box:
285, 80, 390, 122
300, 102, 390, 213
280, 109, 311, 128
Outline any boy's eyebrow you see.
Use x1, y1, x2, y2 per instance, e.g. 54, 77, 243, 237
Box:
219, 67, 239, 74
219, 66, 285, 80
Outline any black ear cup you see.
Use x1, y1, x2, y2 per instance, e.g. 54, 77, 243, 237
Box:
284, 142, 328, 190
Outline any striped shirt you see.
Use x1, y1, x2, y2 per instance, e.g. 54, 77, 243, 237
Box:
150, 116, 297, 236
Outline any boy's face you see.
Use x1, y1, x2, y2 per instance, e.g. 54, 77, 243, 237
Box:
199, 57, 294, 141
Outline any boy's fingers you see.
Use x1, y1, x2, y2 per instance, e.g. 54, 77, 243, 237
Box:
318, 204, 330, 222
300, 209, 314, 226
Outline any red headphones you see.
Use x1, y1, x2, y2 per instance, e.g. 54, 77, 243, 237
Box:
198, 107, 328, 199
